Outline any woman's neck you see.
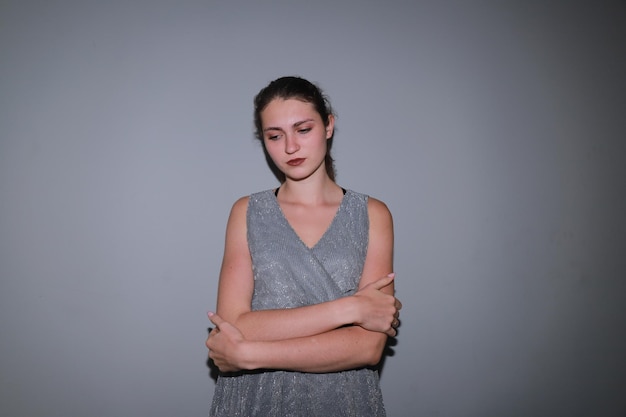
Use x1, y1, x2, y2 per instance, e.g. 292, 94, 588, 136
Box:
278, 176, 342, 206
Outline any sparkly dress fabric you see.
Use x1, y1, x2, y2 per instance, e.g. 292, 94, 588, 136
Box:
210, 189, 386, 417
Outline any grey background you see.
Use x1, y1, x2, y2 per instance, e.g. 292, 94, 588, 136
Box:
1, 1, 625, 416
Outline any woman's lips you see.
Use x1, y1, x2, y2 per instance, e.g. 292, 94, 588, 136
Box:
286, 158, 305, 166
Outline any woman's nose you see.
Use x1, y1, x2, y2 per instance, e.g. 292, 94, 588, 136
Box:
284, 134, 300, 154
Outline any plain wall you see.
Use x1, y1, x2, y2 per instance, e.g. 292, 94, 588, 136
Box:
1, 1, 625, 416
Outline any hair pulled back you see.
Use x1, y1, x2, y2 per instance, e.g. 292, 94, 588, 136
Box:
253, 76, 336, 182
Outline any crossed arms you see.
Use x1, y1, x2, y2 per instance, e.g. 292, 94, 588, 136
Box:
206, 196, 401, 373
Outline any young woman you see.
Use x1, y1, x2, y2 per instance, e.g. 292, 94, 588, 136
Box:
206, 76, 401, 416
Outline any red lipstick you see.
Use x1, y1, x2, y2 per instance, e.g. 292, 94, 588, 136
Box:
287, 158, 305, 166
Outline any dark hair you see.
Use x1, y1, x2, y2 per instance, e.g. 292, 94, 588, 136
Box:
253, 76, 336, 182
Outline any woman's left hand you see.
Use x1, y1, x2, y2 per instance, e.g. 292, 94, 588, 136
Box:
206, 312, 249, 373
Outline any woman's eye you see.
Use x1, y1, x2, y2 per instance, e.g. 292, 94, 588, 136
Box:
298, 128, 311, 134
267, 134, 281, 141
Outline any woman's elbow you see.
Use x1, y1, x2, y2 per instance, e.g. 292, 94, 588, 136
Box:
362, 334, 388, 366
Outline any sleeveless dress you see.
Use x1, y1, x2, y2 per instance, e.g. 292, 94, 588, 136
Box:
210, 189, 386, 417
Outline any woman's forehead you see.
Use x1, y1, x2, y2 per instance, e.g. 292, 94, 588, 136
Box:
261, 98, 320, 125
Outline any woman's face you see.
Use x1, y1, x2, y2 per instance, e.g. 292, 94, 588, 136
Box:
260, 98, 334, 182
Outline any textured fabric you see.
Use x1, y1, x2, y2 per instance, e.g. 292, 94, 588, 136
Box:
210, 189, 386, 417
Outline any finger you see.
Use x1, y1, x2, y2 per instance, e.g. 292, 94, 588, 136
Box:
370, 273, 395, 290
207, 312, 225, 328
395, 298, 403, 310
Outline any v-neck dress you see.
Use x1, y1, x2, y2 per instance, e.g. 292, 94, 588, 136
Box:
209, 189, 387, 417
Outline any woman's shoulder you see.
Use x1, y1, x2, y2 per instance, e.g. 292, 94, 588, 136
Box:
248, 189, 275, 200
344, 189, 390, 213
361, 194, 393, 238
348, 190, 391, 224
367, 197, 392, 224
231, 195, 249, 208
229, 189, 276, 214
342, 189, 392, 227
226, 196, 250, 222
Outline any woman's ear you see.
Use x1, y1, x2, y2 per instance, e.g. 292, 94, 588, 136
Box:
326, 115, 335, 139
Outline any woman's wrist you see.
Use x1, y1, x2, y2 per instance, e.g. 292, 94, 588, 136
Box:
239, 340, 262, 370
241, 340, 287, 371
343, 294, 362, 326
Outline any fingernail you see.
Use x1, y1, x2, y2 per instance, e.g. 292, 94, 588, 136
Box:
207, 311, 214, 318
388, 273, 395, 278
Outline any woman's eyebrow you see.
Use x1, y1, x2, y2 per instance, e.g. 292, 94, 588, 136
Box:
293, 119, 314, 127
264, 119, 314, 132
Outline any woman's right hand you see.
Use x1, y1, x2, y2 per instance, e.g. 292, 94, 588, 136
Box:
352, 273, 402, 337
207, 312, 251, 373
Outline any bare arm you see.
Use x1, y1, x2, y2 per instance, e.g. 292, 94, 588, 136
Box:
214, 197, 398, 342
209, 314, 387, 373
208, 197, 397, 373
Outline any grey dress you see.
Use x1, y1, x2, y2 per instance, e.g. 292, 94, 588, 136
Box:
210, 189, 386, 417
